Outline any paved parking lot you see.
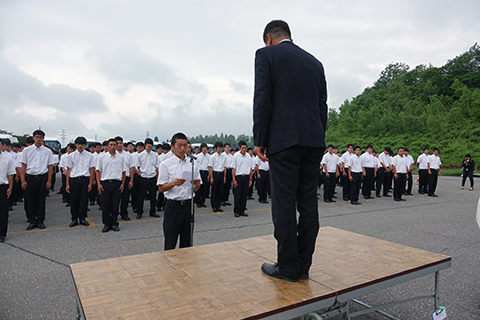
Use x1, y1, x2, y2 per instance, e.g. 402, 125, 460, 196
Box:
0, 175, 478, 319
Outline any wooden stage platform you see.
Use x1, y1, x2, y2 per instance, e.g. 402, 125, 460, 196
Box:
70, 227, 451, 319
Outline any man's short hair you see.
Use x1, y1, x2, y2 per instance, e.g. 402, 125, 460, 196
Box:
224, 142, 231, 148
263, 20, 291, 44
88, 143, 95, 149
108, 138, 117, 144
95, 142, 102, 147
136, 141, 145, 148
433, 148, 439, 152
145, 138, 154, 145
171, 132, 188, 146
156, 144, 163, 149
247, 147, 253, 152
126, 142, 133, 147
327, 144, 334, 149
354, 146, 361, 151
423, 147, 430, 151
404, 147, 409, 152
366, 144, 373, 150
200, 142, 207, 149
162, 143, 171, 150
213, 141, 223, 149
115, 136, 123, 142
384, 147, 392, 153
67, 143, 76, 150
4, 139, 11, 146
102, 140, 108, 147
74, 136, 87, 145
32, 129, 45, 137
0, 139, 4, 146
26, 136, 34, 144
238, 140, 247, 148
347, 143, 354, 148
12, 143, 20, 148
397, 147, 404, 151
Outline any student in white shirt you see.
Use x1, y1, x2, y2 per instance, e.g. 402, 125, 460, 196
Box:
134, 138, 160, 219
321, 145, 339, 203
116, 136, 134, 221
360, 144, 376, 199
0, 139, 16, 242
158, 132, 201, 250
208, 141, 226, 212
222, 143, 234, 206
340, 144, 354, 201
392, 147, 408, 202
195, 143, 210, 208
376, 147, 392, 197
129, 142, 145, 215
403, 148, 415, 196
19, 130, 57, 230
66, 137, 95, 227
96, 138, 127, 233
348, 146, 364, 205
232, 141, 253, 217
427, 148, 442, 197
256, 154, 270, 204
416, 147, 430, 194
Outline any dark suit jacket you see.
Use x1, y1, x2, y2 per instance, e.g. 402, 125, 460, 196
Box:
253, 41, 327, 156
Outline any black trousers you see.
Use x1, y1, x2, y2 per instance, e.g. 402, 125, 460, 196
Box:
137, 177, 157, 215
362, 168, 374, 197
394, 173, 406, 200
210, 171, 223, 210
195, 170, 209, 205
418, 169, 428, 193
100, 180, 121, 227
9, 175, 21, 206
120, 176, 130, 217
88, 181, 98, 203
376, 167, 385, 196
323, 172, 336, 201
25, 173, 48, 224
269, 145, 324, 280
223, 168, 233, 202
130, 173, 140, 210
156, 191, 165, 210
384, 170, 393, 195
257, 169, 269, 202
163, 199, 192, 250
462, 169, 474, 188
405, 171, 413, 194
248, 175, 255, 197
342, 170, 350, 200
350, 172, 362, 203
233, 175, 249, 214
428, 169, 439, 195
70, 177, 89, 221
0, 185, 9, 237
61, 173, 70, 203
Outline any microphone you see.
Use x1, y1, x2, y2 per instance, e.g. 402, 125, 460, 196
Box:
187, 152, 197, 160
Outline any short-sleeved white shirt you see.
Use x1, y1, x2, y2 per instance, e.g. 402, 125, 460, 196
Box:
157, 155, 201, 201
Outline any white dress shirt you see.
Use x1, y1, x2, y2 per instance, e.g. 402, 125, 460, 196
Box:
208, 152, 226, 172
136, 150, 158, 178
392, 155, 408, 173
340, 151, 353, 169
66, 150, 95, 178
321, 152, 339, 173
361, 152, 376, 168
19, 144, 57, 175
96, 152, 127, 181
0, 152, 16, 184
196, 152, 211, 171
257, 157, 269, 171
232, 152, 252, 176
417, 153, 430, 170
348, 155, 364, 173
117, 150, 134, 177
157, 155, 201, 201
428, 155, 442, 170
223, 152, 234, 169
405, 155, 414, 170
378, 152, 390, 169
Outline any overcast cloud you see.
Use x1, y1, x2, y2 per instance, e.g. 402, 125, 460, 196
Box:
0, 0, 478, 143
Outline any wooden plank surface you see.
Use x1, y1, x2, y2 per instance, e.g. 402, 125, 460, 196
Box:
71, 227, 451, 320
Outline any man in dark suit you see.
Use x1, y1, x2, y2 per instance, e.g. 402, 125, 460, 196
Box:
253, 20, 327, 282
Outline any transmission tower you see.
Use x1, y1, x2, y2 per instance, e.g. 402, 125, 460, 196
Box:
59, 129, 67, 147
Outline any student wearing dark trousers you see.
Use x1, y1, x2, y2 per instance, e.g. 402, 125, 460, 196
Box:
158, 133, 201, 250
361, 144, 375, 199
340, 144, 353, 201
376, 147, 391, 197
19, 130, 56, 230
194, 143, 210, 208
348, 146, 363, 205
116, 137, 133, 221
247, 148, 256, 200
404, 148, 414, 195
461, 154, 475, 190
232, 141, 253, 217
416, 147, 430, 194
130, 142, 144, 213
427, 148, 442, 197
222, 143, 233, 206
134, 139, 159, 219
96, 139, 127, 232
208, 142, 226, 212
392, 147, 407, 201
0, 138, 16, 242
321, 145, 339, 203
256, 157, 270, 203
65, 137, 95, 227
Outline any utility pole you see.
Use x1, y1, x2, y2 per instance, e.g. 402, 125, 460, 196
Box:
59, 128, 67, 147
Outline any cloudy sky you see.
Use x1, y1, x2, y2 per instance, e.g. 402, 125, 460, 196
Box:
0, 0, 479, 144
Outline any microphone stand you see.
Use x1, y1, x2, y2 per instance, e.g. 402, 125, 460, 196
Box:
187, 153, 197, 247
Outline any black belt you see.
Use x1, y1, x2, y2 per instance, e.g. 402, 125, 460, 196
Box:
213, 171, 223, 174
102, 179, 121, 183
141, 176, 156, 180
397, 173, 406, 175
200, 170, 208, 173
26, 173, 47, 178
0, 184, 8, 187
71, 176, 89, 179
167, 199, 191, 206
236, 174, 249, 177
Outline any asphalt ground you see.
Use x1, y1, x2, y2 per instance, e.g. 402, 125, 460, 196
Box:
0, 175, 479, 320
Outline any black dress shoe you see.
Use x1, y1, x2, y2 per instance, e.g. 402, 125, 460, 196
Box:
383, 194, 391, 197
69, 220, 79, 227
197, 203, 202, 208
351, 201, 361, 205
394, 198, 401, 202
79, 220, 90, 226
102, 226, 111, 233
324, 199, 331, 203
300, 272, 309, 280
0, 236, 5, 242
239, 212, 248, 217
37, 222, 46, 229
26, 223, 36, 230
150, 213, 160, 218
330, 199, 336, 203
217, 208, 223, 212
90, 200, 95, 205
111, 225, 120, 232
121, 215, 131, 221
261, 263, 298, 282
220, 202, 226, 206
343, 198, 349, 201
213, 208, 218, 213
224, 202, 232, 206
201, 203, 207, 208
375, 194, 381, 198
400, 198, 406, 201
66, 203, 71, 207
234, 212, 240, 217
136, 214, 142, 219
